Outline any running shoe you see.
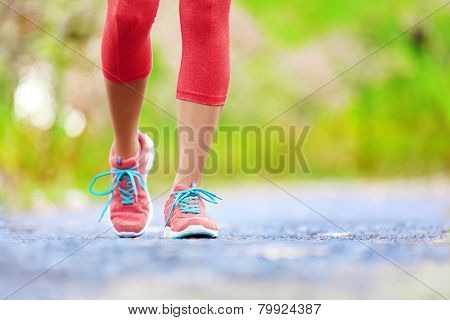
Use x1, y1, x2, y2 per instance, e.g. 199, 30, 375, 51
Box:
164, 184, 221, 239
89, 132, 154, 238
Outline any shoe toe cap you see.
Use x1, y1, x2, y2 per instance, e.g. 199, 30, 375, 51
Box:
172, 216, 217, 232
110, 212, 148, 234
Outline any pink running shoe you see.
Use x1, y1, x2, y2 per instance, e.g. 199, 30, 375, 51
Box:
164, 184, 221, 239
90, 132, 155, 238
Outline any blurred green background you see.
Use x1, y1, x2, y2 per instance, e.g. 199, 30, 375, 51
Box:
0, 0, 449, 209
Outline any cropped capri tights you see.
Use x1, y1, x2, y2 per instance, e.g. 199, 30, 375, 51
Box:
101, 0, 231, 106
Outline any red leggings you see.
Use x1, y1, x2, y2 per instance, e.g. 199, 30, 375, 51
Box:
101, 0, 231, 106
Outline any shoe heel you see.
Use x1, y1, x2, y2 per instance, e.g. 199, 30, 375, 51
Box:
142, 133, 155, 174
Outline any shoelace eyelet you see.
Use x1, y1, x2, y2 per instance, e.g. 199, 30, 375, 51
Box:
89, 165, 146, 222
165, 187, 222, 226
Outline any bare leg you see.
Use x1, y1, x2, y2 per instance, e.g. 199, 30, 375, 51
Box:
173, 0, 230, 188
173, 101, 223, 187
105, 78, 148, 158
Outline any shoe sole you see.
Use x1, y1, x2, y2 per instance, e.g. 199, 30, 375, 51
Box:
111, 133, 155, 238
164, 225, 219, 239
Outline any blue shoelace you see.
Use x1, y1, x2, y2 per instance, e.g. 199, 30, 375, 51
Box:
89, 165, 146, 222
165, 186, 222, 226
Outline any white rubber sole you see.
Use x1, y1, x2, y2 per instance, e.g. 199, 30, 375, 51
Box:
111, 133, 155, 238
164, 225, 219, 239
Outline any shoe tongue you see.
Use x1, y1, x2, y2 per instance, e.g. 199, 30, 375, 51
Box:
172, 183, 192, 192
110, 155, 138, 170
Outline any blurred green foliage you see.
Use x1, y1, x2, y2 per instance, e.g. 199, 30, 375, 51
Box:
0, 0, 448, 208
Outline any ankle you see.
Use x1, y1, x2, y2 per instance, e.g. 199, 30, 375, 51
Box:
172, 176, 202, 189
115, 137, 140, 158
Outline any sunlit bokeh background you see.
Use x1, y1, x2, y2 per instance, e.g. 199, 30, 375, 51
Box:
0, 0, 448, 210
